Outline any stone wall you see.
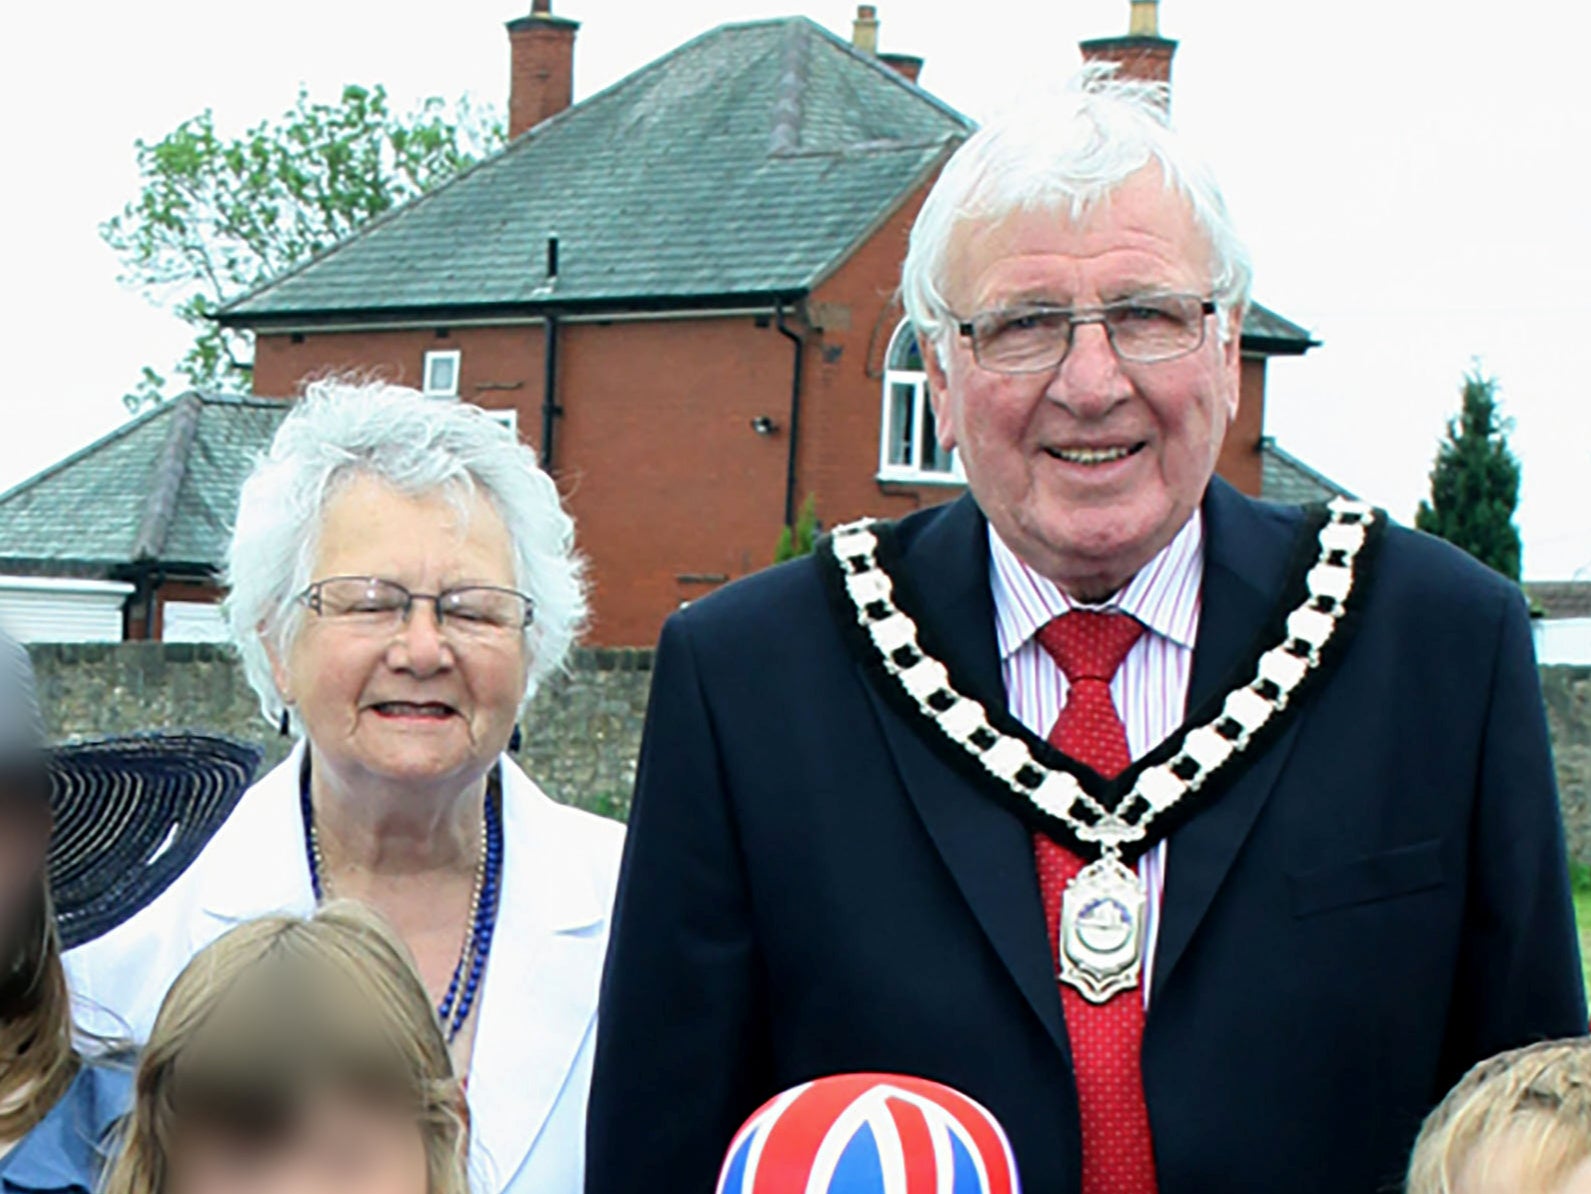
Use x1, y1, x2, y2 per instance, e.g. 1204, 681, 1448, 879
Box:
24, 644, 1591, 864
1544, 666, 1591, 869
28, 642, 651, 823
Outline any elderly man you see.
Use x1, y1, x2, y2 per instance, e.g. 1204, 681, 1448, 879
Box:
586, 77, 1586, 1194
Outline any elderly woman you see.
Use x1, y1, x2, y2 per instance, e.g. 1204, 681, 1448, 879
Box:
67, 380, 625, 1193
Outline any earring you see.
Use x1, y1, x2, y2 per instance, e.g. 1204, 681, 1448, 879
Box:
278, 708, 292, 737
508, 724, 523, 754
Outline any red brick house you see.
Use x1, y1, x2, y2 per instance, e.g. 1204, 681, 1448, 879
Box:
213, 1, 1332, 647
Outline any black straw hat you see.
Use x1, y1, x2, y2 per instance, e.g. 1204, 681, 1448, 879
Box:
0, 632, 263, 950
47, 733, 263, 949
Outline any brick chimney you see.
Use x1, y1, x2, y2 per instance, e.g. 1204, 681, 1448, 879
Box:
850, 6, 924, 85
879, 52, 924, 85
1080, 0, 1177, 95
507, 0, 579, 139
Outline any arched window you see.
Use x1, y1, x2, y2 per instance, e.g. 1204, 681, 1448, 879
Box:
879, 321, 961, 483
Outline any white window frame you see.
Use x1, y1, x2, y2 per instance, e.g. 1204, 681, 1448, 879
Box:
485, 407, 518, 435
877, 320, 964, 485
422, 349, 462, 398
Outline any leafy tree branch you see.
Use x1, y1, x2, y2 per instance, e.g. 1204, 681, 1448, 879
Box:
103, 84, 503, 410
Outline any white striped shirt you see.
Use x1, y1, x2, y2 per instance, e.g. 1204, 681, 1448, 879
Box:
988, 511, 1205, 1005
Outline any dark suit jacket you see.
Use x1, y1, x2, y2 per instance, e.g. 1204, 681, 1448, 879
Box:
586, 480, 1586, 1194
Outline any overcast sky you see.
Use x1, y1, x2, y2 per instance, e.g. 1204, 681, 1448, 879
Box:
3, 1, 1586, 576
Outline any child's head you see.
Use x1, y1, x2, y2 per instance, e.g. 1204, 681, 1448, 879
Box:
1408, 1038, 1591, 1194
103, 903, 467, 1194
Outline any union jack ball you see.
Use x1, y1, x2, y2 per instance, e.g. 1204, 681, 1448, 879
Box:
715, 1073, 1022, 1194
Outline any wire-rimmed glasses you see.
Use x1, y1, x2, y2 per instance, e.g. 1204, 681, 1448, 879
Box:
298, 577, 534, 640
956, 293, 1217, 374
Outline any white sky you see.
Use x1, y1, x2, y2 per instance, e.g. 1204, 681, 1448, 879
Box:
2, 1, 1587, 577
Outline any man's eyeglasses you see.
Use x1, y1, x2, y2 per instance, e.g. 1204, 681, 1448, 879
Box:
956, 293, 1217, 374
298, 577, 534, 639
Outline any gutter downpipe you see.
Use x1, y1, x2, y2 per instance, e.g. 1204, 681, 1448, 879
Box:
774, 301, 805, 528
540, 314, 561, 472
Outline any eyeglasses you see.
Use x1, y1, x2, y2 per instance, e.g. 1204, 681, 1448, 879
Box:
298, 577, 534, 639
956, 293, 1217, 374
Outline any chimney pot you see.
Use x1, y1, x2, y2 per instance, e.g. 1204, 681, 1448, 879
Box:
1129, 0, 1159, 37
852, 4, 880, 55
507, 1, 580, 138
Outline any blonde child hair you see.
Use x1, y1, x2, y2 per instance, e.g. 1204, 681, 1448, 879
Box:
101, 902, 469, 1194
1407, 1037, 1591, 1194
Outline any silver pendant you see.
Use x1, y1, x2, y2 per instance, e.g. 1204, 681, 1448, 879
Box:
1059, 852, 1146, 1004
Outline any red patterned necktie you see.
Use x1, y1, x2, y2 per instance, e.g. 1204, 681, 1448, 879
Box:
1034, 610, 1160, 1194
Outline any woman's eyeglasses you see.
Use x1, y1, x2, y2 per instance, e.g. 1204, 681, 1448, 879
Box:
298, 577, 534, 638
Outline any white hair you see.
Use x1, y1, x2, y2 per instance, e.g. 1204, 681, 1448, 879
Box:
901, 67, 1253, 353
224, 379, 587, 728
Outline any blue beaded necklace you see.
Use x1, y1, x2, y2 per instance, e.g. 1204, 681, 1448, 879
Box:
299, 758, 504, 1045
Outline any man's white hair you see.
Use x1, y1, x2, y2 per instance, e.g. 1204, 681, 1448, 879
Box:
223, 378, 587, 729
901, 67, 1253, 353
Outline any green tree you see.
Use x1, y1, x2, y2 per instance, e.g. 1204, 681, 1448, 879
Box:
103, 85, 503, 410
1415, 367, 1523, 581
775, 494, 821, 563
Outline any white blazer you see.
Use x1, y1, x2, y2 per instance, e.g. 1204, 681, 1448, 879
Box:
65, 744, 625, 1194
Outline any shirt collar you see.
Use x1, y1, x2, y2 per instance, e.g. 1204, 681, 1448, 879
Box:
988, 510, 1205, 662
2, 1065, 132, 1194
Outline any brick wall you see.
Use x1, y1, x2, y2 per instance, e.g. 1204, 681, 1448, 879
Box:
801, 177, 962, 526
1214, 357, 1266, 498
25, 644, 1591, 863
246, 186, 960, 649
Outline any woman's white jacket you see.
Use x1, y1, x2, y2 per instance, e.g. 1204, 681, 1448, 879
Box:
65, 743, 626, 1194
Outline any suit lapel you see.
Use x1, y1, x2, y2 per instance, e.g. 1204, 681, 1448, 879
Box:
862, 496, 1070, 1058
1152, 480, 1308, 1000
465, 761, 609, 1193
193, 745, 317, 946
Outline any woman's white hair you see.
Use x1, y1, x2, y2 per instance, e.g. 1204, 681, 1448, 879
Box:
901, 67, 1253, 353
224, 378, 587, 728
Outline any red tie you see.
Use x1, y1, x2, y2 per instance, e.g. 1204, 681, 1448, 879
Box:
1034, 610, 1160, 1194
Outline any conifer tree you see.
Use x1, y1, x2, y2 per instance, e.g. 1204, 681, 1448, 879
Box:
1415, 368, 1523, 581
774, 494, 821, 563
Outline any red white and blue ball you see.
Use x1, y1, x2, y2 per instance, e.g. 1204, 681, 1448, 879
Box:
716, 1073, 1021, 1194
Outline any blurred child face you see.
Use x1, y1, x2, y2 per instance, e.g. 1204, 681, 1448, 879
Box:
168, 1099, 431, 1194
1563, 1157, 1591, 1194
1455, 1136, 1591, 1194
0, 788, 47, 1008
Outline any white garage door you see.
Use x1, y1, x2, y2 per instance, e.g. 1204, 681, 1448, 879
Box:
0, 577, 133, 643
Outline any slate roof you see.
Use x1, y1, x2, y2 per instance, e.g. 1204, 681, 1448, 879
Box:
1525, 582, 1591, 621
1259, 437, 1355, 506
214, 14, 1317, 356
1242, 303, 1318, 355
219, 17, 972, 325
0, 393, 288, 577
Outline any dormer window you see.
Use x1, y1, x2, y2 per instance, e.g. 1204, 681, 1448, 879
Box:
878, 320, 961, 484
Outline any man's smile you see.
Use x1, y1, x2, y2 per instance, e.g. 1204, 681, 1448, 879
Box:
1043, 441, 1149, 466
